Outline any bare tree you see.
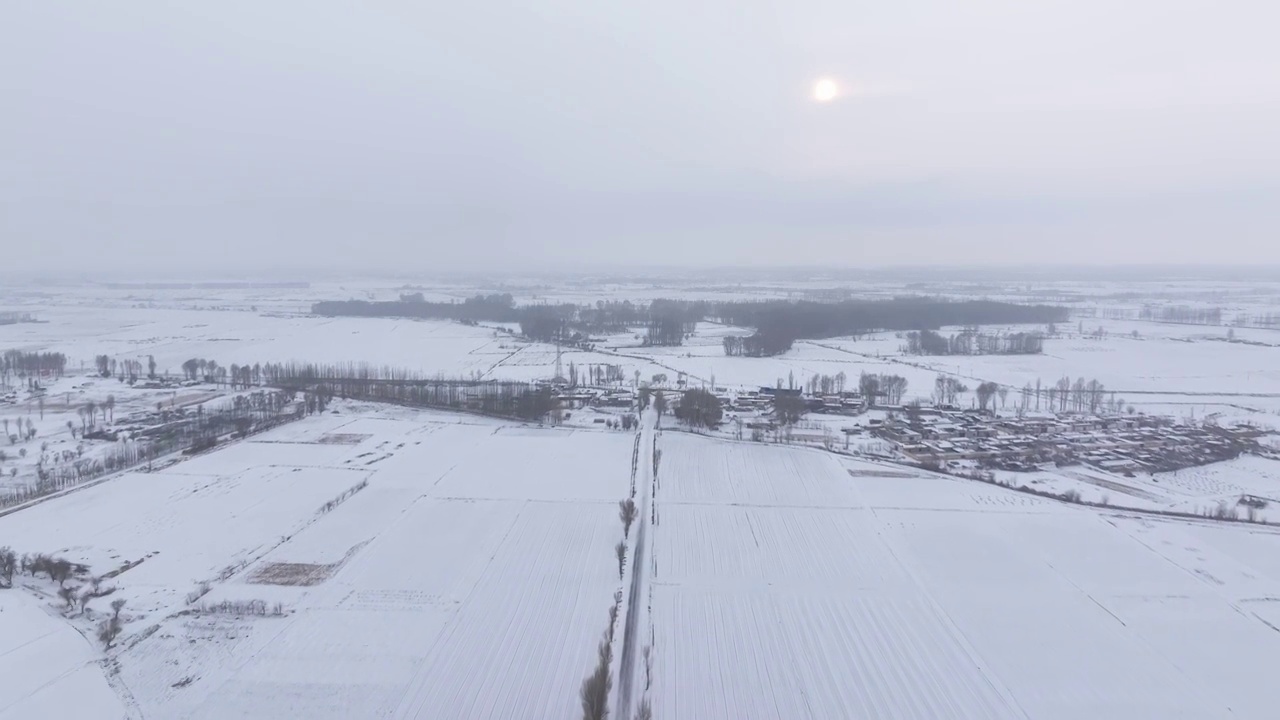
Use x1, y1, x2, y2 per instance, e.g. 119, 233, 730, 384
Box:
579, 637, 613, 720
615, 541, 627, 579
619, 499, 638, 538
50, 559, 73, 587
97, 617, 121, 649
0, 547, 15, 588
975, 382, 998, 412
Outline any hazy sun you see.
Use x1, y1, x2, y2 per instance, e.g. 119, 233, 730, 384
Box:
813, 78, 838, 103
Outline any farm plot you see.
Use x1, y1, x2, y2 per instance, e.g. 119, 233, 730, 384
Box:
649, 433, 1020, 718
97, 413, 635, 720
651, 431, 1280, 719
0, 592, 125, 720
0, 448, 367, 614
845, 459, 1056, 513
880, 504, 1280, 718
659, 433, 860, 507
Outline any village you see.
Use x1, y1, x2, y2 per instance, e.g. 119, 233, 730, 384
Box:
551, 379, 1266, 478
871, 407, 1262, 474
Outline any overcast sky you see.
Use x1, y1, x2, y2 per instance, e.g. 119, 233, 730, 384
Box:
4, 1, 1278, 275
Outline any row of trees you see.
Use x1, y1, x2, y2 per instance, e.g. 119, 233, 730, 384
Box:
715, 298, 1068, 357
261, 361, 558, 422
1140, 305, 1222, 325
0, 312, 37, 326
3, 390, 308, 510
316, 293, 521, 323
177, 358, 270, 389
721, 331, 794, 357
2, 415, 39, 444
904, 330, 1044, 356
94, 355, 155, 382
180, 358, 223, 382
933, 375, 970, 406
70, 397, 115, 434
803, 372, 849, 396
1, 350, 67, 380
860, 373, 909, 405
0, 546, 127, 648
1016, 376, 1113, 414
315, 294, 1066, 357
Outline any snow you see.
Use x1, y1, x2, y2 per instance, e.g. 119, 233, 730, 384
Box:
0, 591, 125, 720
0, 407, 636, 719
646, 431, 1280, 719
7, 279, 1280, 718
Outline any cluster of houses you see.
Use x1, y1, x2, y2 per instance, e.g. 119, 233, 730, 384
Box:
875, 408, 1259, 474
711, 387, 868, 414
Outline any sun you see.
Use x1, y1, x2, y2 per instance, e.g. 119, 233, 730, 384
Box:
813, 78, 838, 103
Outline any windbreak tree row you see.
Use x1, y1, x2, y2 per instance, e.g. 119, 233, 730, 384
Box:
904, 329, 1045, 355
261, 362, 558, 422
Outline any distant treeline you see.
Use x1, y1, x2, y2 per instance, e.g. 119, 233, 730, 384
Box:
315, 293, 521, 324
0, 312, 37, 326
716, 299, 1066, 357
314, 295, 704, 346
1140, 305, 1222, 325
905, 329, 1044, 356
1238, 312, 1280, 329
313, 295, 1066, 357
261, 361, 558, 421
104, 281, 310, 290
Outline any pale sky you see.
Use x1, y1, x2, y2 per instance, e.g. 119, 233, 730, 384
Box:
3, 1, 1278, 274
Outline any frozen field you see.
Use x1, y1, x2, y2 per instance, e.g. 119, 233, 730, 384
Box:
0, 405, 637, 719
0, 304, 673, 385
646, 431, 1280, 719
0, 591, 125, 720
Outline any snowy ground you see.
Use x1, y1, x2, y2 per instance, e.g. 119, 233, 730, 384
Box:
0, 371, 233, 497
6, 394, 1280, 718
0, 590, 125, 720
1, 403, 637, 719
644, 431, 1280, 719
5, 277, 1280, 718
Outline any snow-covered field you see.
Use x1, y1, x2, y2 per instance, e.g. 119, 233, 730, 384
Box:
0, 591, 125, 720
5, 277, 1280, 718
0, 404, 637, 719
646, 431, 1280, 719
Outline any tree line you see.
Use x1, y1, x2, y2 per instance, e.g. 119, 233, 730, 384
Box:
719, 299, 1067, 357
94, 355, 155, 383
904, 329, 1044, 356
1140, 305, 1222, 325
2, 350, 67, 380
260, 361, 558, 422
315, 293, 521, 323
2, 389, 309, 510
0, 312, 37, 326
313, 294, 1064, 358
